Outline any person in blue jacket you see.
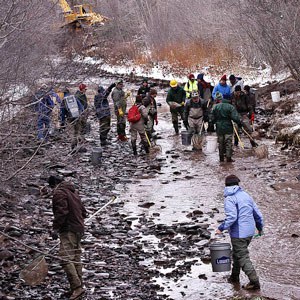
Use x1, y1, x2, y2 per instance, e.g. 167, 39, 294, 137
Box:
94, 83, 116, 146
35, 86, 55, 140
212, 74, 232, 102
216, 174, 264, 290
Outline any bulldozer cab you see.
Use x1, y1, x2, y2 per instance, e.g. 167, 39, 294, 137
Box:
55, 0, 109, 29
73, 5, 91, 16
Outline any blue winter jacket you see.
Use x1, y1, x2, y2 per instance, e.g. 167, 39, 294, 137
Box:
218, 186, 263, 238
212, 83, 231, 101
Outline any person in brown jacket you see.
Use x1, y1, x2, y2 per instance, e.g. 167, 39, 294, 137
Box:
48, 176, 87, 300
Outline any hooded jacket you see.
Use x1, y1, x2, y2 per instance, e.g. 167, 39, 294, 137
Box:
218, 185, 263, 238
52, 182, 87, 234
212, 99, 242, 135
94, 84, 115, 119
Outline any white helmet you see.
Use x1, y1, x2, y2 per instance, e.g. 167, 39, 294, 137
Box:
191, 91, 199, 98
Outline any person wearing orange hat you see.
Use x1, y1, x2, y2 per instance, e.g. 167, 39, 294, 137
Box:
184, 73, 198, 99
166, 79, 186, 134
212, 74, 231, 102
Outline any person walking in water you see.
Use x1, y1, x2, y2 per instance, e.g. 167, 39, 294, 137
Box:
166, 79, 186, 134
216, 174, 264, 291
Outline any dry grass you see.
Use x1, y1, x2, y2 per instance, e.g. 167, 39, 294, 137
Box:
135, 41, 236, 70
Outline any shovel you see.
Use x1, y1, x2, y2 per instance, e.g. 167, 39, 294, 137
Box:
241, 127, 259, 147
232, 121, 244, 149
19, 196, 117, 286
241, 128, 268, 159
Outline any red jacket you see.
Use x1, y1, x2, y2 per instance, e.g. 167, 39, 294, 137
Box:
52, 182, 87, 233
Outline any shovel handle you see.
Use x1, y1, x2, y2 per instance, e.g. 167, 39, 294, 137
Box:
232, 121, 244, 149
241, 127, 254, 141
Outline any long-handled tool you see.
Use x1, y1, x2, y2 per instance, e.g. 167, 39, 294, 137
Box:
232, 121, 244, 149
19, 196, 117, 286
241, 127, 259, 147
241, 127, 268, 158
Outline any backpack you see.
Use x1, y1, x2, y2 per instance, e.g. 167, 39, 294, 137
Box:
127, 104, 141, 123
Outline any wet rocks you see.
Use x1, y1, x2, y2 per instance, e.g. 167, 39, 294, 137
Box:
138, 202, 155, 208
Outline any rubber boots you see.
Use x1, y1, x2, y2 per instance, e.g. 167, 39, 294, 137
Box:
131, 142, 137, 156
118, 135, 128, 142
143, 141, 150, 154
173, 122, 179, 135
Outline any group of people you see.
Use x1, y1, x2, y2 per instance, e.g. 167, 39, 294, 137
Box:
166, 73, 257, 162
34, 72, 257, 161
40, 75, 264, 299
47, 172, 264, 299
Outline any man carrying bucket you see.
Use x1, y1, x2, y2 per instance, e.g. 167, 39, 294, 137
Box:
48, 176, 87, 299
216, 175, 264, 290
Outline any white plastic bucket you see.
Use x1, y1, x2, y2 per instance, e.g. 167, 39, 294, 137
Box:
271, 91, 280, 102
210, 243, 231, 272
206, 136, 218, 153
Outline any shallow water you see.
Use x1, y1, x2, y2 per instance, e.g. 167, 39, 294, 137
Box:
121, 93, 300, 300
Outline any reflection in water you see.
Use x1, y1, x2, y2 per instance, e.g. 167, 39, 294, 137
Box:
121, 94, 300, 300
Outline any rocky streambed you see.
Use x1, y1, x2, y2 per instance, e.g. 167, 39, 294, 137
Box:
1, 76, 300, 300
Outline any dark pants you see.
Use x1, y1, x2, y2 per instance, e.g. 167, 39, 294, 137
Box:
231, 237, 259, 282
60, 107, 68, 127
116, 115, 126, 136
217, 134, 233, 160
37, 115, 51, 140
170, 106, 184, 133
99, 116, 111, 142
59, 231, 83, 291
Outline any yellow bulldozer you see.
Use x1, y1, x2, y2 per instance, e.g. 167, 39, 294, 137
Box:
56, 0, 109, 29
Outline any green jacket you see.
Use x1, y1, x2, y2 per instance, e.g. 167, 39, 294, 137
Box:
166, 86, 186, 105
212, 99, 242, 135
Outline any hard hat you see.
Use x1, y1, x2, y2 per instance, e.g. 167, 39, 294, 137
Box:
191, 91, 199, 98
170, 79, 178, 88
79, 83, 87, 91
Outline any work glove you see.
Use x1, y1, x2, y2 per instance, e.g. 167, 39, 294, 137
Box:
118, 108, 124, 117
125, 91, 131, 99
250, 113, 255, 122
181, 101, 185, 106
51, 230, 59, 240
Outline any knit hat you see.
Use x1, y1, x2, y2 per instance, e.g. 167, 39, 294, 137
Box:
98, 85, 105, 93
234, 85, 242, 92
197, 73, 204, 80
142, 78, 148, 83
229, 74, 236, 81
220, 74, 227, 81
48, 175, 64, 188
225, 174, 240, 186
215, 91, 223, 102
188, 74, 195, 80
